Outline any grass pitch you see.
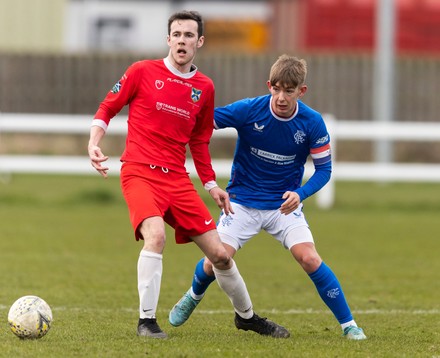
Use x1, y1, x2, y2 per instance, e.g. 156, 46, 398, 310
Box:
0, 174, 439, 357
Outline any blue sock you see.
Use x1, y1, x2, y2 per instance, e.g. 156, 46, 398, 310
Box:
308, 262, 353, 324
192, 258, 216, 296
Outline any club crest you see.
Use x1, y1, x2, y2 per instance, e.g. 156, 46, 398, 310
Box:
191, 88, 202, 102
155, 80, 164, 90
294, 130, 306, 144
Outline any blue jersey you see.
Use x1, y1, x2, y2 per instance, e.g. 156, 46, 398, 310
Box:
214, 94, 332, 210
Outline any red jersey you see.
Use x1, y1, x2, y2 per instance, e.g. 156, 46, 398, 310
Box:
93, 58, 216, 185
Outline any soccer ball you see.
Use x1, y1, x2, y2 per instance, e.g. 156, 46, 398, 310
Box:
8, 295, 53, 339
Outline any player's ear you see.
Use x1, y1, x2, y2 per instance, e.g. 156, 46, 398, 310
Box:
266, 80, 272, 91
298, 84, 308, 97
197, 36, 205, 48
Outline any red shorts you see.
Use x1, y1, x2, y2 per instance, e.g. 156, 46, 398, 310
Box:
120, 162, 217, 243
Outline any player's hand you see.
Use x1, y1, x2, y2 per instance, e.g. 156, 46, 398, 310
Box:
88, 144, 109, 178
280, 191, 300, 215
209, 187, 234, 216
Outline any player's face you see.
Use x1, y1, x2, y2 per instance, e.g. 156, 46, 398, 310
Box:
167, 19, 204, 73
267, 81, 307, 118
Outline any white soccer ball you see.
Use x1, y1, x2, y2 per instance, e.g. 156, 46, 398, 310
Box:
8, 295, 53, 339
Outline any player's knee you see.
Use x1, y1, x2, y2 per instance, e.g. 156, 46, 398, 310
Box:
296, 251, 322, 273
209, 249, 231, 270
138, 221, 166, 252
203, 257, 215, 276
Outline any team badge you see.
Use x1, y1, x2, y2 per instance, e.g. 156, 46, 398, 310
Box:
294, 130, 306, 144
220, 215, 233, 227
191, 88, 202, 102
155, 80, 164, 90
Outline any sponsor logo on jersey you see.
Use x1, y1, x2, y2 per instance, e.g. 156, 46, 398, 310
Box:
293, 130, 306, 144
316, 134, 329, 145
167, 77, 192, 88
155, 80, 164, 90
155, 101, 190, 119
250, 147, 296, 164
253, 122, 265, 132
191, 88, 202, 102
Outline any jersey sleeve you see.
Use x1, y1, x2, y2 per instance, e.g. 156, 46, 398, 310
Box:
295, 116, 332, 202
92, 62, 140, 130
189, 84, 216, 186
214, 99, 251, 129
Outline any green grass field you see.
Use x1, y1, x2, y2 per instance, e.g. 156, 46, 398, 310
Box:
0, 174, 439, 357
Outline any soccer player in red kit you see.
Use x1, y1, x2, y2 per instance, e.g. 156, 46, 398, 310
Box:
88, 10, 289, 339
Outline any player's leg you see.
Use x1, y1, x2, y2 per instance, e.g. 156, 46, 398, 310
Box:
166, 183, 253, 327
170, 203, 254, 326
135, 217, 167, 338
192, 229, 290, 338
169, 190, 289, 338
120, 163, 169, 338
191, 230, 253, 317
286, 227, 367, 340
169, 245, 235, 327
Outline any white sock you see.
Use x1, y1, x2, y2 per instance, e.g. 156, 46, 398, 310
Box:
138, 250, 162, 319
213, 260, 253, 319
341, 320, 357, 330
189, 287, 204, 301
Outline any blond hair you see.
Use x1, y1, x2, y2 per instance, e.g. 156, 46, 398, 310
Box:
269, 54, 307, 89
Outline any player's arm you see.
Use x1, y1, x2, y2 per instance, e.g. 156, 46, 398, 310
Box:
280, 133, 332, 214
189, 91, 233, 215
214, 99, 249, 130
208, 186, 233, 216
88, 63, 138, 178
294, 143, 332, 202
190, 139, 233, 215
279, 191, 301, 215
88, 125, 109, 178
280, 159, 331, 215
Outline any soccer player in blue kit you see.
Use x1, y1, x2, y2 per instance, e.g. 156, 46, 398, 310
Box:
169, 54, 367, 340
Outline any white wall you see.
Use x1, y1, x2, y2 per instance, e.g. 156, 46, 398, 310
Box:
64, 0, 269, 53
64, 1, 172, 53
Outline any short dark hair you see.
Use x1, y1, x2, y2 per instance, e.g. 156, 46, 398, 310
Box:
168, 10, 204, 38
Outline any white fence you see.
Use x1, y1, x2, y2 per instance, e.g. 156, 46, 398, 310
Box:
1, 113, 440, 208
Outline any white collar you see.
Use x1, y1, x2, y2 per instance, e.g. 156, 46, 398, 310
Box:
269, 96, 299, 121
163, 57, 198, 79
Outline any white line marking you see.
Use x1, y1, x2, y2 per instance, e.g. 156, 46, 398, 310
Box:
1, 305, 439, 315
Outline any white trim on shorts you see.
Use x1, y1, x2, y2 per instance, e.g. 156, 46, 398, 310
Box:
216, 202, 314, 251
